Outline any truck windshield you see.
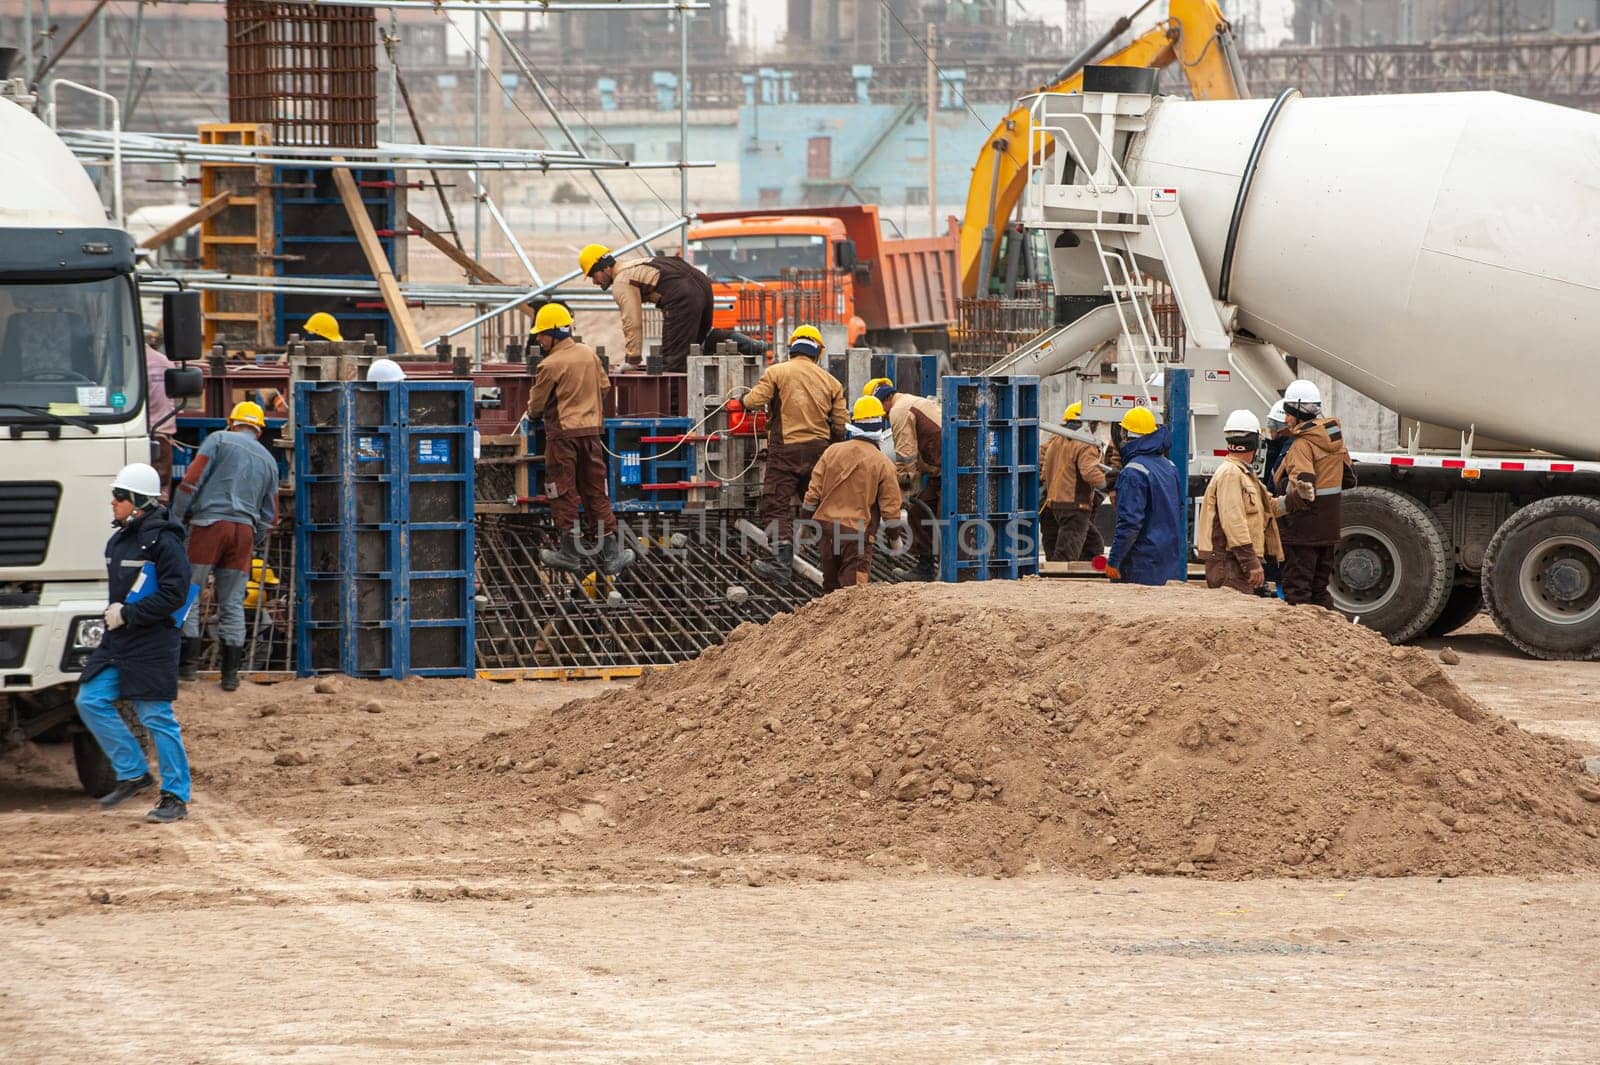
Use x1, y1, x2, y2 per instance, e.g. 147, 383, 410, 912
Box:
689, 235, 828, 282
0, 278, 141, 423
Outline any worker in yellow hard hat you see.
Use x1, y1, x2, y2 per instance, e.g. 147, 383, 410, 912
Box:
303, 312, 343, 343
171, 399, 280, 691
1105, 405, 1184, 586
861, 375, 942, 581
800, 395, 904, 593
243, 558, 279, 609
579, 241, 767, 372
526, 302, 634, 576
1040, 401, 1108, 564
740, 325, 848, 583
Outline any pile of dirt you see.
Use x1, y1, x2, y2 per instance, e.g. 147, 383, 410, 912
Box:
436, 581, 1600, 878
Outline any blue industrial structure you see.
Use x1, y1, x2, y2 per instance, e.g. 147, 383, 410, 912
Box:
292, 381, 475, 678
937, 376, 1041, 582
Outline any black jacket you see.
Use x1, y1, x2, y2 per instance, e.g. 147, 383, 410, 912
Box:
82, 506, 191, 701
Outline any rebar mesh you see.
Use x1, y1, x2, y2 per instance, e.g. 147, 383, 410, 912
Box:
225, 1, 379, 149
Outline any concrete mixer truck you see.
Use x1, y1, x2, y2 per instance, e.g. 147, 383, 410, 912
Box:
991, 65, 1600, 660
0, 61, 201, 792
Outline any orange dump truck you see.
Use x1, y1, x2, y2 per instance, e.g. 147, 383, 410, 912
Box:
688, 205, 957, 352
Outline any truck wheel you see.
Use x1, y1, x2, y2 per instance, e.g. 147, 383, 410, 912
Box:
72, 731, 118, 798
1425, 584, 1483, 637
1482, 494, 1600, 661
1329, 487, 1451, 643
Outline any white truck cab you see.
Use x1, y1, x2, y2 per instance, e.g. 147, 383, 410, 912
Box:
0, 71, 201, 792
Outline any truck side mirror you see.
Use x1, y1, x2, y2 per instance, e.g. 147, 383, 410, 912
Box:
162, 291, 202, 362
834, 240, 858, 272
853, 260, 872, 285
164, 364, 203, 399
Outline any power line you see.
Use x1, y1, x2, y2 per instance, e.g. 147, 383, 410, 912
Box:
874, 0, 994, 134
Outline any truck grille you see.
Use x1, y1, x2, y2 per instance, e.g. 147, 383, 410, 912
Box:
0, 483, 62, 566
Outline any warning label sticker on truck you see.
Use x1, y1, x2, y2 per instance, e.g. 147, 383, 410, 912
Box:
1203, 369, 1232, 381
1151, 189, 1179, 203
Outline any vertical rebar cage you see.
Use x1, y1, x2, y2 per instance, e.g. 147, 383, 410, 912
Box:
226, 1, 378, 149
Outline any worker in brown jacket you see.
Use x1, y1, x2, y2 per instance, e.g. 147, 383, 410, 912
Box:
802, 396, 904, 593
863, 377, 941, 581
526, 303, 634, 575
1272, 378, 1356, 608
1040, 402, 1108, 563
743, 325, 849, 582
1198, 410, 1285, 594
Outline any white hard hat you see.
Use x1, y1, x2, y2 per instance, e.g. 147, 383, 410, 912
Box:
1223, 409, 1262, 436
366, 358, 406, 383
1266, 399, 1287, 429
111, 462, 162, 501
1283, 379, 1322, 407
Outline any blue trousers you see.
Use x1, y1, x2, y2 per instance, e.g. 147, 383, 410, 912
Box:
75, 667, 192, 803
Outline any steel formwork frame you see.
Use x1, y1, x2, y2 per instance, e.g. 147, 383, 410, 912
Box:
225, 2, 380, 149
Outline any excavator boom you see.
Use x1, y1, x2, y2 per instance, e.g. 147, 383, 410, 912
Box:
957, 0, 1247, 297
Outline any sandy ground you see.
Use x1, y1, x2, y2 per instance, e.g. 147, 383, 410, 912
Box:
3, 611, 1599, 1063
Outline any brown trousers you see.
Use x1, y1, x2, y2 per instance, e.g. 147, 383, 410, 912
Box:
820, 521, 874, 593
1203, 553, 1257, 595
758, 440, 830, 543
907, 474, 940, 564
1042, 503, 1105, 562
1281, 543, 1338, 609
546, 434, 616, 536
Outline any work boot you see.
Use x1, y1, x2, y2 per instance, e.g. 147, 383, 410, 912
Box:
539, 533, 586, 574
98, 772, 155, 809
598, 532, 636, 576
752, 542, 794, 584
219, 643, 243, 692
145, 792, 188, 824
178, 637, 202, 682
904, 557, 938, 582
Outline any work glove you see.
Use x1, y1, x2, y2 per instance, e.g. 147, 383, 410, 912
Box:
1105, 565, 1121, 582
1293, 477, 1317, 502
621, 361, 646, 374
104, 603, 125, 630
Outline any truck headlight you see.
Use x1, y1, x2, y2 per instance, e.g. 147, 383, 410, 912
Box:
72, 616, 105, 650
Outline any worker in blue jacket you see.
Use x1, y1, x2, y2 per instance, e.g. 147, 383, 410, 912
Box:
1106, 407, 1186, 586
76, 463, 196, 823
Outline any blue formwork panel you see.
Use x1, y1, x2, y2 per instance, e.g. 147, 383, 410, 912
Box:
606, 418, 697, 512
292, 380, 475, 678
937, 376, 1041, 583
520, 417, 698, 514
875, 353, 941, 398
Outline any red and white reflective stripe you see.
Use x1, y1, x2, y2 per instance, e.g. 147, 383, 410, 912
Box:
1352, 451, 1600, 475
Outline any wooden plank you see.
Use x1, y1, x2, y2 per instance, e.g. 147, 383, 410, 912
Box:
138, 192, 230, 250
408, 212, 536, 324
332, 162, 425, 356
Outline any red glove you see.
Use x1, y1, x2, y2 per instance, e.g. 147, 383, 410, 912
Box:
1105, 565, 1121, 581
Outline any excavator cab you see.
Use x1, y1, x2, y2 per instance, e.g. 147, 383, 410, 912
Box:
986, 225, 1055, 297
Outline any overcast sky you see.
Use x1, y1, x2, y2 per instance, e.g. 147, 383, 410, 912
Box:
732, 0, 1293, 50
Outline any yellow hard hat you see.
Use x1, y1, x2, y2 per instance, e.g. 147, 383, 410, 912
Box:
533, 302, 574, 334
578, 243, 612, 277
228, 401, 266, 430
852, 395, 886, 422
862, 376, 894, 398
1062, 402, 1083, 423
244, 559, 279, 608
1120, 406, 1158, 436
788, 324, 823, 347
303, 312, 342, 342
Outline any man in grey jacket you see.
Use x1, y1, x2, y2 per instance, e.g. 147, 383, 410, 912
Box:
171, 401, 279, 691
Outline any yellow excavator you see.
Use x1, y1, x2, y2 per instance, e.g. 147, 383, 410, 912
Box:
958, 0, 1249, 297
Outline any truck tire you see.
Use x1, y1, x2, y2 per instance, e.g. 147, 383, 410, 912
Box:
1329, 487, 1451, 643
1482, 494, 1600, 661
69, 705, 152, 798
1425, 584, 1483, 638
72, 730, 118, 798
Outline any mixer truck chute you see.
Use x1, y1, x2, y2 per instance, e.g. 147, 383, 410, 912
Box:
1011, 73, 1600, 660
